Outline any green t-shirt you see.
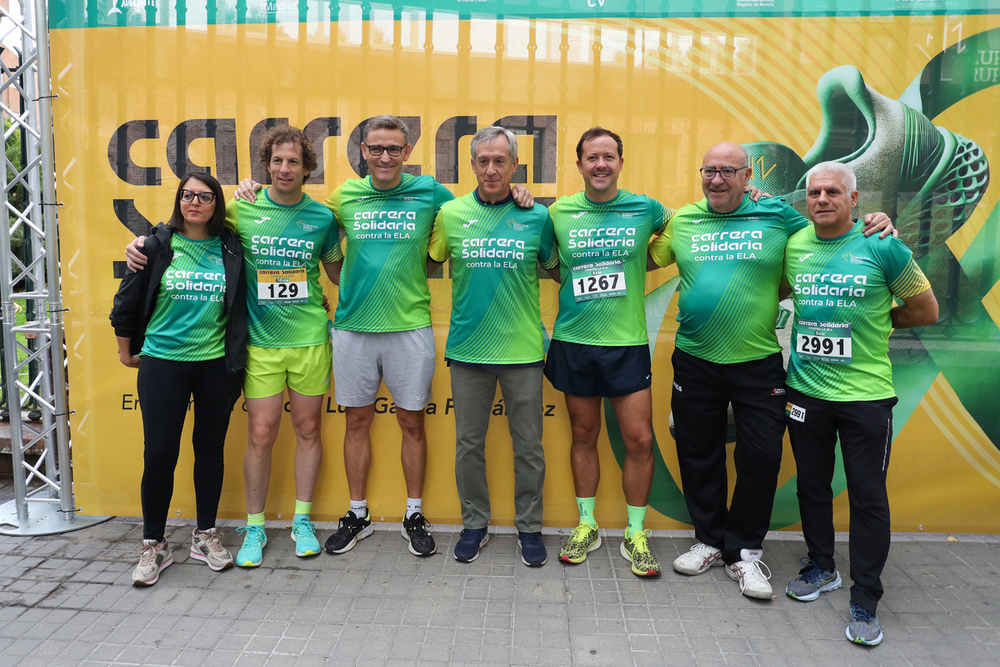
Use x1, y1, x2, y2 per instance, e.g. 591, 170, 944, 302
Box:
544, 190, 670, 346
142, 234, 226, 361
428, 191, 555, 364
650, 195, 809, 364
784, 220, 931, 401
226, 190, 340, 349
326, 173, 454, 332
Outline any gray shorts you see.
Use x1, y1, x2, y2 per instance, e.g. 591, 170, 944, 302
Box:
332, 326, 435, 411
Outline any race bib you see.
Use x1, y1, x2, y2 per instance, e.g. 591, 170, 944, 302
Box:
786, 402, 806, 422
795, 319, 852, 364
571, 260, 626, 302
257, 268, 308, 305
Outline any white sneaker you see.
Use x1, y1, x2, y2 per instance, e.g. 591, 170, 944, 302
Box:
672, 542, 723, 575
725, 549, 773, 599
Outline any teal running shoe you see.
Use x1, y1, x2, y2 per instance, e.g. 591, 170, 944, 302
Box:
235, 525, 267, 568
291, 517, 321, 557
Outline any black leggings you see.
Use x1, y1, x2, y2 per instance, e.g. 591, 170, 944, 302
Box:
137, 356, 243, 541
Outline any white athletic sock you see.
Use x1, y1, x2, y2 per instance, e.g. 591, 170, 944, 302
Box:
350, 499, 368, 518
405, 497, 422, 519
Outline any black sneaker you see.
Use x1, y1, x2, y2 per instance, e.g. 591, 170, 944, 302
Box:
401, 512, 437, 556
453, 527, 489, 563
518, 531, 547, 567
324, 510, 373, 554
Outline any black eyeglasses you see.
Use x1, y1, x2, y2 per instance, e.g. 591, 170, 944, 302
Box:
179, 189, 215, 204
364, 144, 405, 157
699, 166, 748, 180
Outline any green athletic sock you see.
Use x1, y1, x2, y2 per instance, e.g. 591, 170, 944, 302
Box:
293, 500, 312, 522
247, 512, 265, 527
625, 504, 648, 539
576, 497, 597, 528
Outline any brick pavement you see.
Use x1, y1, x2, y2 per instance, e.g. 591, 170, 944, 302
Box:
1, 476, 999, 666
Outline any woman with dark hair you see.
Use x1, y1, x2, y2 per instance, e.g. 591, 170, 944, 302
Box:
111, 172, 248, 586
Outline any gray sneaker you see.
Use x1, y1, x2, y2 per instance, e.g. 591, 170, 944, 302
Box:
190, 528, 234, 571
132, 539, 173, 587
846, 601, 884, 646
786, 557, 842, 601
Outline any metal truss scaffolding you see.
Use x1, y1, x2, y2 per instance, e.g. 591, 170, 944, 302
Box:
0, 0, 108, 534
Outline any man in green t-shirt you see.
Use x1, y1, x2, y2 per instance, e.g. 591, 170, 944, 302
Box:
651, 142, 894, 600
128, 126, 342, 567
542, 127, 674, 578
320, 115, 451, 558
427, 126, 555, 567
782, 162, 937, 647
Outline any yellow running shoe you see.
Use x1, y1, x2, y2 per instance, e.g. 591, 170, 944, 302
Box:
620, 530, 661, 577
558, 523, 601, 564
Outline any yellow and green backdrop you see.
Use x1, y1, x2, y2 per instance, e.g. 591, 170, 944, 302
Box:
51, 1, 1000, 532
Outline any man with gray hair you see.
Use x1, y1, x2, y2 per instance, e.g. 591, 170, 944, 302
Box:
428, 126, 554, 566
783, 161, 937, 646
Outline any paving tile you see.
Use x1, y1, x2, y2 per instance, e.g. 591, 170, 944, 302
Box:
0, 480, 998, 667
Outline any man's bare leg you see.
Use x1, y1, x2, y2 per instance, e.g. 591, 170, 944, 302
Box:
326, 404, 377, 554
289, 390, 325, 502
343, 404, 375, 501
244, 393, 284, 514
564, 394, 603, 498
559, 394, 605, 564
609, 388, 654, 507
397, 408, 426, 499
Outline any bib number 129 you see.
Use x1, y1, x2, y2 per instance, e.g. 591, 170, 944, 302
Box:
265, 282, 299, 299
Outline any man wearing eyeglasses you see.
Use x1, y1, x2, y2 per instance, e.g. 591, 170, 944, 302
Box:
316, 114, 454, 558
651, 141, 893, 600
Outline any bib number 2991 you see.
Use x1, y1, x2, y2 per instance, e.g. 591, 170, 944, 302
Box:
795, 320, 852, 364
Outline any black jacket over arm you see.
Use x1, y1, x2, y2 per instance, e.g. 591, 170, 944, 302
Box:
109, 223, 249, 374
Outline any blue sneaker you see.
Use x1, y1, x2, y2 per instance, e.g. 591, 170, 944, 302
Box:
454, 528, 489, 563
235, 525, 267, 568
291, 517, 321, 557
786, 557, 842, 601
846, 601, 884, 646
518, 532, 547, 567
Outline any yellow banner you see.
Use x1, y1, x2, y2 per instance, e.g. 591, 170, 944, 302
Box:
52, 11, 1000, 532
